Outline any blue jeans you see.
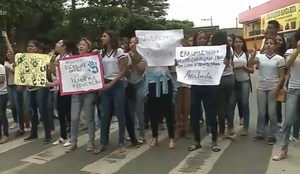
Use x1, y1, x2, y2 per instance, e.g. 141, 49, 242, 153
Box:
100, 81, 125, 146
282, 89, 300, 151
190, 85, 218, 142
27, 88, 51, 139
128, 80, 145, 137
229, 80, 251, 129
10, 86, 25, 131
7, 85, 17, 123
256, 89, 278, 138
70, 92, 96, 143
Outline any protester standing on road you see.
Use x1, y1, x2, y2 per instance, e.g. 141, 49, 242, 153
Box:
94, 31, 128, 154
249, 37, 285, 145
47, 39, 73, 147
2, 31, 28, 137
22, 40, 52, 144
188, 31, 219, 152
65, 38, 96, 153
0, 55, 9, 144
127, 37, 146, 142
213, 31, 235, 139
229, 36, 253, 136
273, 29, 300, 161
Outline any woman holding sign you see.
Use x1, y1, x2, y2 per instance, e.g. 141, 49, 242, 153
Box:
93, 30, 128, 154
64, 38, 96, 153
22, 40, 52, 144
47, 39, 73, 147
249, 38, 285, 145
188, 31, 220, 152
138, 24, 176, 149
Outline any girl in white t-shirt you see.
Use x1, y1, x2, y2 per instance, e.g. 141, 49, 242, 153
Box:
94, 30, 128, 154
230, 36, 253, 136
249, 37, 285, 145
273, 32, 300, 161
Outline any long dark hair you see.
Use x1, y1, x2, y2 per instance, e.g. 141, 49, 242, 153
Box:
232, 35, 248, 53
101, 30, 119, 57
276, 34, 287, 56
211, 30, 231, 60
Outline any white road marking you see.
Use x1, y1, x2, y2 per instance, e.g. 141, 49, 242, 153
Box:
81, 130, 168, 174
0, 125, 60, 154
265, 138, 300, 174
0, 163, 31, 174
168, 126, 242, 174
21, 122, 119, 164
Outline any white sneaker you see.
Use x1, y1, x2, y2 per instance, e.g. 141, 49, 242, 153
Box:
289, 135, 299, 142
63, 139, 71, 147
25, 128, 31, 132
9, 123, 18, 129
53, 137, 66, 145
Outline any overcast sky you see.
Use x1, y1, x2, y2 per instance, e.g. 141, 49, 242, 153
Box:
166, 0, 270, 28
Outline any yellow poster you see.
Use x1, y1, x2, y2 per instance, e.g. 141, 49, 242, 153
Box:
14, 53, 51, 87
260, 3, 300, 34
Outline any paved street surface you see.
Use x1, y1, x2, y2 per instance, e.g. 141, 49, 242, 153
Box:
1, 72, 300, 174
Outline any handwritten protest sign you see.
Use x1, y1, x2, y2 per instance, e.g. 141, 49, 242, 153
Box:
136, 29, 183, 66
14, 53, 51, 86
58, 54, 104, 95
176, 45, 226, 85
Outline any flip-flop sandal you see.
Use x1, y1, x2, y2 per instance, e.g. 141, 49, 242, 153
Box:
212, 145, 221, 152
93, 146, 106, 154
188, 144, 202, 151
118, 144, 126, 153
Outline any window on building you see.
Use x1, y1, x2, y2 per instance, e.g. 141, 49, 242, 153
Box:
244, 21, 262, 37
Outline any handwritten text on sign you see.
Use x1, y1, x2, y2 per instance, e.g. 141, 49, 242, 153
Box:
14, 53, 50, 86
58, 54, 104, 95
176, 45, 226, 85
136, 29, 183, 66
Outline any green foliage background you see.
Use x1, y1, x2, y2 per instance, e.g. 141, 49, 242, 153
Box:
0, 0, 195, 52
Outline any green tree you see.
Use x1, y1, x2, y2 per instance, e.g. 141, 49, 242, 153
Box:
67, 6, 129, 42
0, 0, 67, 50
87, 0, 169, 18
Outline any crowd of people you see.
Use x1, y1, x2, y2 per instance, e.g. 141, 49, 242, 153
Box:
0, 19, 299, 162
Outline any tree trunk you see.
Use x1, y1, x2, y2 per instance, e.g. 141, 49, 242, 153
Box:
71, 0, 76, 10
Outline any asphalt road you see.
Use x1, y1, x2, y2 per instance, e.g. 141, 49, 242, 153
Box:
0, 72, 299, 174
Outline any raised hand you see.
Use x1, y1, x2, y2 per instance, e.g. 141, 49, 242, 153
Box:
2, 31, 7, 37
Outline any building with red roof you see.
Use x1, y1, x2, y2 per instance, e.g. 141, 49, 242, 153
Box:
238, 0, 300, 50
